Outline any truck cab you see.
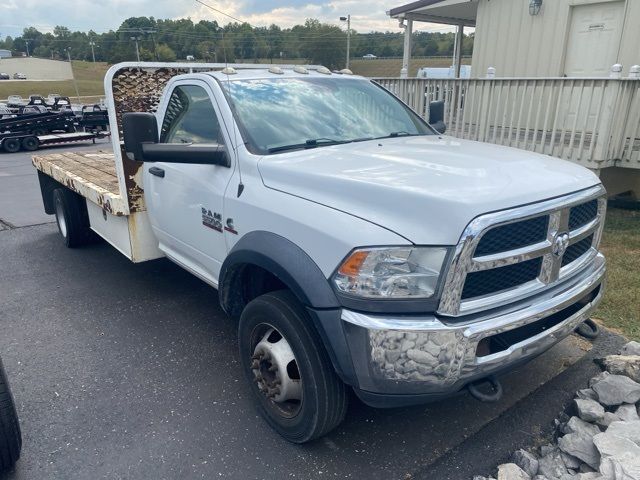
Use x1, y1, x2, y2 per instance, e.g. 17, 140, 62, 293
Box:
34, 63, 606, 443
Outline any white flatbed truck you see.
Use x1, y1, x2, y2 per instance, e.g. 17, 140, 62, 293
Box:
33, 62, 607, 442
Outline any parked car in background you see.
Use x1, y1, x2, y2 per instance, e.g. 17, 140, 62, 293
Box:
0, 73, 10, 80
13, 73, 27, 80
362, 53, 377, 59
0, 356, 21, 472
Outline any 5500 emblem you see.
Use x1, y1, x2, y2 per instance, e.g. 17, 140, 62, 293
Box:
201, 208, 223, 232
201, 208, 238, 235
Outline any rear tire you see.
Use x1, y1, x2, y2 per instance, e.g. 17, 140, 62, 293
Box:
53, 188, 93, 248
21, 136, 39, 152
0, 357, 21, 473
2, 138, 21, 153
238, 290, 348, 443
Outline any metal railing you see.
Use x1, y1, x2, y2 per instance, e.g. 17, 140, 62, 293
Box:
374, 65, 640, 169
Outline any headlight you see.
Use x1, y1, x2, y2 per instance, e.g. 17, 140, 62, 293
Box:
332, 247, 449, 299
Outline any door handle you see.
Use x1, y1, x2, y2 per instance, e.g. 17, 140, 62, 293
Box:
149, 167, 165, 178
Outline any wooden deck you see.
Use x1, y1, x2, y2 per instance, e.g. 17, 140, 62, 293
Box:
32, 151, 129, 215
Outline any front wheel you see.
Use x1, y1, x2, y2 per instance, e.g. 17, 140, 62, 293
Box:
238, 291, 348, 443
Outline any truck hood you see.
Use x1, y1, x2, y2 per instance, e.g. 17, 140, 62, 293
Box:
257, 136, 601, 245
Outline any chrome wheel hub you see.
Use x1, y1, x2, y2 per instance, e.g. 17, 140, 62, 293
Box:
251, 327, 302, 408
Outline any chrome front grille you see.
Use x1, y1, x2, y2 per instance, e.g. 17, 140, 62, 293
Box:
438, 185, 607, 316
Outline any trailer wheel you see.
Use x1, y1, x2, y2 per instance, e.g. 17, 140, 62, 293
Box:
33, 129, 46, 136
21, 136, 39, 152
2, 138, 21, 153
0, 357, 22, 473
238, 290, 348, 443
53, 188, 93, 248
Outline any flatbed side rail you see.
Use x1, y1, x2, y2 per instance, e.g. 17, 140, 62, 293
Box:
32, 152, 128, 216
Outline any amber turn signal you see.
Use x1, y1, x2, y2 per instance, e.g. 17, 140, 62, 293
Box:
337, 250, 369, 276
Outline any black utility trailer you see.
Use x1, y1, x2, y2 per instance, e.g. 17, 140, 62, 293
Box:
79, 105, 110, 132
0, 109, 76, 136
0, 131, 109, 153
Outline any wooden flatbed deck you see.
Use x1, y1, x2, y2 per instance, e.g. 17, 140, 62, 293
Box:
32, 151, 129, 215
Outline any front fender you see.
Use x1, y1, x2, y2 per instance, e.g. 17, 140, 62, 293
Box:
219, 231, 340, 313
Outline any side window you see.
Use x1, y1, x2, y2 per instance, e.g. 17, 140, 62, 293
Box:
160, 85, 223, 144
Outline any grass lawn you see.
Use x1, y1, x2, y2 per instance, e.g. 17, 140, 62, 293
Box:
0, 61, 108, 100
350, 57, 472, 77
596, 207, 640, 340
0, 58, 471, 101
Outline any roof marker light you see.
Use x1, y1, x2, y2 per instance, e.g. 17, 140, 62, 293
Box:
269, 66, 285, 75
317, 66, 332, 75
221, 67, 237, 75
293, 66, 309, 74
339, 69, 354, 75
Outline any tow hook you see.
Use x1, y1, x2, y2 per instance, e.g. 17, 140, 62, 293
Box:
468, 376, 503, 403
575, 318, 600, 340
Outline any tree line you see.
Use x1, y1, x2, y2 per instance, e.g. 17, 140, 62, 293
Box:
0, 17, 473, 69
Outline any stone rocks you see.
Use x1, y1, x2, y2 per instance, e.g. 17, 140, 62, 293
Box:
558, 432, 600, 469
606, 421, 640, 446
472, 342, 640, 480
615, 404, 640, 422
599, 453, 640, 479
591, 375, 640, 406
577, 388, 599, 401
593, 431, 640, 458
597, 412, 622, 429
537, 448, 569, 478
564, 416, 602, 437
621, 341, 640, 356
513, 449, 539, 477
575, 398, 605, 422
497, 463, 530, 480
596, 355, 640, 383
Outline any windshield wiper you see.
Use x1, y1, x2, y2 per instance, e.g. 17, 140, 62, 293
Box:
267, 138, 349, 153
381, 131, 424, 139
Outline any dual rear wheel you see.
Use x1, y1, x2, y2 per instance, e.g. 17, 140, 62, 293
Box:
53, 188, 97, 248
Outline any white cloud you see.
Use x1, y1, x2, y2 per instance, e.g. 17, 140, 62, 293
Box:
0, 0, 454, 38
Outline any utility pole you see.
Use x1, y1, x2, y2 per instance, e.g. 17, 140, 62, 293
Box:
66, 48, 81, 101
25, 40, 30, 57
340, 15, 351, 70
130, 36, 141, 62
89, 41, 96, 63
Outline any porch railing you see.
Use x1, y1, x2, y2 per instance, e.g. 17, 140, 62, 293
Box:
374, 66, 640, 170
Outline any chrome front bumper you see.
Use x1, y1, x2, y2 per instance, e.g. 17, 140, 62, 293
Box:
341, 253, 605, 396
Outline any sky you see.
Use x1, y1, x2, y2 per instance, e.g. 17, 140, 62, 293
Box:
0, 0, 457, 39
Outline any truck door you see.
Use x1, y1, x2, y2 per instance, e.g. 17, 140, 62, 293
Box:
143, 81, 236, 285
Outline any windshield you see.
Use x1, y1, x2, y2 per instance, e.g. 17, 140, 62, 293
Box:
221, 77, 435, 154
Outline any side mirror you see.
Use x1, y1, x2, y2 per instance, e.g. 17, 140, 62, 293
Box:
123, 112, 159, 162
429, 100, 447, 134
122, 112, 229, 167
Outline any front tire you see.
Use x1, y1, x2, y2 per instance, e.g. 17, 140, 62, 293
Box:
0, 357, 21, 473
239, 291, 348, 443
